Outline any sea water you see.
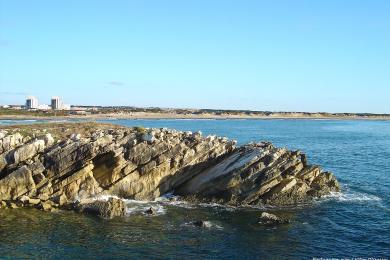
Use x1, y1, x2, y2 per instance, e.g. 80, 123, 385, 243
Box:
0, 119, 389, 258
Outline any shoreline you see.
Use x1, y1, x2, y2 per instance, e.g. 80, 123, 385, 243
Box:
1, 112, 390, 121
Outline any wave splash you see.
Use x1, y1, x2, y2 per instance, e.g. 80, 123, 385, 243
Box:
322, 191, 382, 203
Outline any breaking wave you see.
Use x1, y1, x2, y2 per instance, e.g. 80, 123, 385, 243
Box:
321, 191, 382, 203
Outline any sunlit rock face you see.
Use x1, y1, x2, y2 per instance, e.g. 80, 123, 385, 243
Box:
0, 123, 339, 215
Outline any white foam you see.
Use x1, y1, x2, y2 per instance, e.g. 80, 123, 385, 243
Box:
90, 194, 121, 201
322, 191, 382, 202
198, 202, 237, 212
125, 204, 166, 216
182, 221, 223, 230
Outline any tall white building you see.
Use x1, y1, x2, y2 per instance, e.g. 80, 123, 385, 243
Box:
51, 96, 61, 110
26, 96, 38, 109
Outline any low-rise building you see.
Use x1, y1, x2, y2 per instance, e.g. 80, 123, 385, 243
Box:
38, 104, 50, 110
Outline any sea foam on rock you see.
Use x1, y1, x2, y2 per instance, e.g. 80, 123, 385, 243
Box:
0, 123, 340, 216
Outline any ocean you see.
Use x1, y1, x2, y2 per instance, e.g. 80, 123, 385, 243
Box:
0, 119, 389, 259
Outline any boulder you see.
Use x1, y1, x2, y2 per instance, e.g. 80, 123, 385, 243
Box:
0, 166, 35, 200
28, 198, 41, 205
258, 212, 290, 225
19, 195, 30, 203
38, 201, 53, 211
11, 139, 46, 164
8, 202, 19, 209
75, 197, 125, 219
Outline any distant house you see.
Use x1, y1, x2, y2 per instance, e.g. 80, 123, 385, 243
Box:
70, 110, 91, 115
9, 105, 23, 110
62, 104, 71, 110
38, 104, 50, 110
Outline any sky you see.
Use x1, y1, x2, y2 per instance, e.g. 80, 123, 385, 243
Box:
0, 0, 389, 113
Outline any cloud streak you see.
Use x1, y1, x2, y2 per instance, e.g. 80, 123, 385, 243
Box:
107, 81, 125, 86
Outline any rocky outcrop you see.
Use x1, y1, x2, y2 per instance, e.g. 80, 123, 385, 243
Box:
0, 123, 339, 216
258, 212, 290, 225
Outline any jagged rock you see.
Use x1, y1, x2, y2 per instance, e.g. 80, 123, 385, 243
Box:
10, 139, 46, 164
75, 197, 125, 219
0, 123, 340, 215
0, 133, 23, 154
28, 198, 41, 205
38, 193, 50, 201
0, 131, 6, 139
8, 202, 19, 209
70, 133, 81, 141
38, 201, 53, 211
0, 166, 35, 200
258, 212, 290, 225
19, 195, 30, 203
0, 200, 7, 208
43, 133, 54, 146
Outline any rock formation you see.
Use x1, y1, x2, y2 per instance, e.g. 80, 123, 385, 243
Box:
74, 197, 125, 218
0, 123, 339, 218
258, 212, 290, 225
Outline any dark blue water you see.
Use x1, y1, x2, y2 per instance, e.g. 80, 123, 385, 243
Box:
1, 119, 389, 259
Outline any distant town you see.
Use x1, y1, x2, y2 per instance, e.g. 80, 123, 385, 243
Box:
0, 96, 389, 120
0, 96, 100, 115
24, 96, 70, 110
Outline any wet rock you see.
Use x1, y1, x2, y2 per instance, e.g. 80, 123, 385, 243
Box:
0, 200, 7, 208
76, 198, 125, 219
8, 202, 19, 209
192, 220, 212, 228
258, 212, 290, 225
38, 200, 56, 211
144, 207, 156, 215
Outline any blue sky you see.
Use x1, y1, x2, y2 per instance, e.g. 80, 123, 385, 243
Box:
0, 0, 389, 113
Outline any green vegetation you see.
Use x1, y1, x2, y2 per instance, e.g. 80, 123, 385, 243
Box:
0, 108, 71, 117
133, 126, 147, 134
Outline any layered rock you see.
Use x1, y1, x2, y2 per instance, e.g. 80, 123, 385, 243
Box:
0, 123, 339, 216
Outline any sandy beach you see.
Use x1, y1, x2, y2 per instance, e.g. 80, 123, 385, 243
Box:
1, 111, 390, 121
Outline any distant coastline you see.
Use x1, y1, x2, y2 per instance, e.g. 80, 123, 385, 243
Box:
1, 108, 390, 121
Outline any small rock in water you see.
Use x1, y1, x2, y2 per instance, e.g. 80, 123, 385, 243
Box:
192, 220, 212, 228
9, 202, 19, 209
144, 207, 156, 215
258, 212, 290, 225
